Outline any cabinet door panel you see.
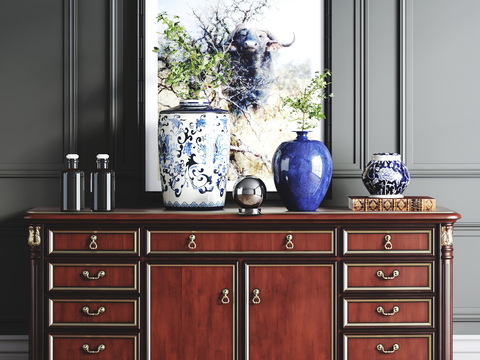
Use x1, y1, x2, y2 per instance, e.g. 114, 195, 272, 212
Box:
246, 264, 334, 360
148, 264, 236, 360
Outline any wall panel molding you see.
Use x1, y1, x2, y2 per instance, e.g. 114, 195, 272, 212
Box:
403, 0, 480, 177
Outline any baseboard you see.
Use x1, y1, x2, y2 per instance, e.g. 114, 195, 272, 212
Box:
0, 335, 478, 358
0, 335, 28, 359
453, 335, 480, 359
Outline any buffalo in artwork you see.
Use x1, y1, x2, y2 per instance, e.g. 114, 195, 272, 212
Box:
224, 23, 295, 112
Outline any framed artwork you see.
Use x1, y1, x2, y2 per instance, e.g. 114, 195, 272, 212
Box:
143, 0, 332, 192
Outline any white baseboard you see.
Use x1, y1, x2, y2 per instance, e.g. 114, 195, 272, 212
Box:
453, 335, 480, 360
0, 335, 478, 359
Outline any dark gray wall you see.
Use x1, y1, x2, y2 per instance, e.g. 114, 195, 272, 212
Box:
0, 0, 478, 336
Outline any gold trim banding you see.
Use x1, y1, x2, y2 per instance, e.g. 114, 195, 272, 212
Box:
343, 298, 433, 327
146, 230, 335, 255
343, 229, 433, 255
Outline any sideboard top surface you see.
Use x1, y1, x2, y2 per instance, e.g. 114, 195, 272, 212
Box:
23, 206, 461, 224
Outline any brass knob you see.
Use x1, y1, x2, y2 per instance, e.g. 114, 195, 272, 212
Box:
252, 289, 261, 304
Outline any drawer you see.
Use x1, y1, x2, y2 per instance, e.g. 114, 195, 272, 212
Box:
49, 299, 137, 327
344, 334, 432, 359
344, 263, 433, 291
49, 335, 137, 360
146, 231, 334, 254
48, 264, 138, 291
48, 230, 139, 255
343, 299, 432, 327
343, 230, 432, 255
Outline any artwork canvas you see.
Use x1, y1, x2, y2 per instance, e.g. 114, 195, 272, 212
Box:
145, 0, 325, 191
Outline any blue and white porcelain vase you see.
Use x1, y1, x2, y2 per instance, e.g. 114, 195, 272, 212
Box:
272, 131, 333, 211
362, 153, 410, 198
158, 100, 230, 210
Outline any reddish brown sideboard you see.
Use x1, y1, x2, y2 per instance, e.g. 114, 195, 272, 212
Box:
24, 206, 460, 359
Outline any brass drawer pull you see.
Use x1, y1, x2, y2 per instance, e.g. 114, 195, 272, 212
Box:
82, 306, 106, 316
376, 269, 399, 280
384, 234, 393, 250
188, 234, 197, 250
376, 305, 399, 316
376, 343, 399, 354
252, 289, 261, 304
221, 289, 230, 304
82, 343, 105, 354
89, 235, 98, 250
82, 270, 106, 280
285, 234, 294, 249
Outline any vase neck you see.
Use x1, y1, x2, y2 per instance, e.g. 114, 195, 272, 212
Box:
295, 131, 310, 140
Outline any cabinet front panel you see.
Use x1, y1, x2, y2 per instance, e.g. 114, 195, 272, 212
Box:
344, 263, 432, 291
344, 334, 432, 360
246, 264, 334, 360
343, 230, 432, 255
344, 299, 432, 327
49, 264, 137, 291
148, 264, 236, 360
48, 230, 138, 255
49, 299, 137, 326
147, 231, 334, 254
49, 335, 137, 360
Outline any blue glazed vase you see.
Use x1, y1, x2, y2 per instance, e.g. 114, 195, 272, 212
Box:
158, 100, 230, 210
272, 131, 333, 211
362, 153, 410, 198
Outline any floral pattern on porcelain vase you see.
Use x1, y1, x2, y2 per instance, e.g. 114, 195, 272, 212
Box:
158, 100, 230, 210
362, 152, 410, 198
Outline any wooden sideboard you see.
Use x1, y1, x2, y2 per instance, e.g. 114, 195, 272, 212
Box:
24, 206, 460, 360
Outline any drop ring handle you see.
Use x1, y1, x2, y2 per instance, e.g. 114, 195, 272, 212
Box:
89, 235, 98, 250
252, 289, 261, 304
221, 289, 230, 304
384, 234, 393, 250
285, 234, 294, 250
188, 234, 197, 250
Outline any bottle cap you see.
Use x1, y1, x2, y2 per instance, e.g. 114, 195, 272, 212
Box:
96, 154, 109, 160
66, 154, 79, 160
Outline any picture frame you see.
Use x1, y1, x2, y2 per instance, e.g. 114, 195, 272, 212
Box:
140, 0, 332, 194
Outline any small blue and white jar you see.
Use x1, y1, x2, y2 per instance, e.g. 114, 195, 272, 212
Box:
362, 153, 410, 198
158, 100, 230, 210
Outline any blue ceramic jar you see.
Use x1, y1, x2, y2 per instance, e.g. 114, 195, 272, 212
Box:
272, 131, 332, 211
362, 153, 410, 197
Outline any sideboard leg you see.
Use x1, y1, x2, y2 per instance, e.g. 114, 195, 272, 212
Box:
28, 225, 42, 360
441, 225, 454, 360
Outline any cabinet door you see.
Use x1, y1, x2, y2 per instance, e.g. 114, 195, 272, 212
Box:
148, 264, 236, 360
246, 264, 334, 360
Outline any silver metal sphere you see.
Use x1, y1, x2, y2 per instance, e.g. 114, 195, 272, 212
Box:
232, 175, 267, 215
